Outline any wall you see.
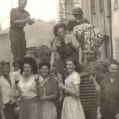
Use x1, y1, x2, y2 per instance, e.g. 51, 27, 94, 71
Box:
111, 0, 119, 61
0, 33, 13, 63
81, 0, 112, 60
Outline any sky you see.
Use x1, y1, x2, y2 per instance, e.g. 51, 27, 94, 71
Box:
0, 0, 57, 29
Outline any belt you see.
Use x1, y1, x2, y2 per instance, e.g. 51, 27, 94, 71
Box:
19, 96, 39, 104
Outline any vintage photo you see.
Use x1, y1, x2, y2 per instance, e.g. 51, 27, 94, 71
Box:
0, 0, 119, 119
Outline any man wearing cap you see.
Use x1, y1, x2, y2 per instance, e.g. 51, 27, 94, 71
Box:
67, 7, 90, 32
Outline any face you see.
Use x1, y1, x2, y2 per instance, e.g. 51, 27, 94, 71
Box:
40, 66, 49, 77
23, 63, 32, 76
66, 61, 75, 73
18, 0, 27, 10
2, 64, 10, 77
73, 14, 81, 20
57, 27, 65, 40
109, 64, 118, 78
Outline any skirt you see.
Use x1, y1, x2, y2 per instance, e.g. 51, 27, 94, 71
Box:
4, 103, 16, 119
41, 100, 57, 119
61, 96, 85, 119
19, 97, 41, 119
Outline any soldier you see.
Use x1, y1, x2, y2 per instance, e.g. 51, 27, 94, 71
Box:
67, 7, 89, 32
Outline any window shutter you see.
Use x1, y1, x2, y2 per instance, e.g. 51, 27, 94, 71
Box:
90, 0, 96, 15
115, 37, 119, 62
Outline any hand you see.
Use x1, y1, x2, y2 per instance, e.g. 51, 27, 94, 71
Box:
58, 97, 63, 102
97, 107, 101, 119
97, 112, 101, 119
40, 95, 48, 101
25, 16, 30, 22
58, 83, 65, 89
29, 18, 35, 24
115, 113, 119, 119
9, 98, 16, 104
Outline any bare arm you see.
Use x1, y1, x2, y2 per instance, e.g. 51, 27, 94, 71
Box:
50, 52, 56, 70
78, 47, 82, 64
57, 73, 64, 101
13, 16, 34, 25
59, 83, 79, 97
41, 94, 57, 100
13, 19, 27, 24
90, 75, 100, 92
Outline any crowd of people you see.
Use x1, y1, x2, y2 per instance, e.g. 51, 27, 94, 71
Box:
0, 0, 119, 119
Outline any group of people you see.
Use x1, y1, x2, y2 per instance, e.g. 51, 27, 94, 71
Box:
0, 0, 119, 119
0, 56, 86, 119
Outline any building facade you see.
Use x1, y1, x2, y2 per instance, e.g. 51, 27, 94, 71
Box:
111, 0, 119, 62
64, 0, 119, 61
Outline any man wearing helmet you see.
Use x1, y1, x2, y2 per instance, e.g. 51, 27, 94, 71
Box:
67, 7, 89, 32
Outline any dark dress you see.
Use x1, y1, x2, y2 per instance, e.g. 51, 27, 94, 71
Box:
9, 7, 29, 59
51, 34, 80, 74
38, 76, 58, 119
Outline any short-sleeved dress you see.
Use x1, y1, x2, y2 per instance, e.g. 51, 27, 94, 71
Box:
18, 75, 41, 119
38, 76, 58, 119
51, 34, 80, 74
9, 7, 30, 59
61, 71, 85, 119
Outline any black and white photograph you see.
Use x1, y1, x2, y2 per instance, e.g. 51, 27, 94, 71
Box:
0, 0, 119, 119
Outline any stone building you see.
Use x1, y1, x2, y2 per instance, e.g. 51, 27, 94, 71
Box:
64, 0, 119, 61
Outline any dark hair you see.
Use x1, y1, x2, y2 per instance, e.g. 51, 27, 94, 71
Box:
109, 60, 119, 68
12, 57, 22, 68
65, 58, 82, 72
39, 62, 50, 70
95, 63, 107, 74
18, 0, 27, 3
20, 57, 37, 74
53, 23, 66, 36
1, 61, 10, 69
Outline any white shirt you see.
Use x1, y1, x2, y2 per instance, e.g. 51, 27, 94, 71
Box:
18, 75, 38, 99
0, 72, 18, 104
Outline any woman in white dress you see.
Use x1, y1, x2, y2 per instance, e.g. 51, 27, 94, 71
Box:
17, 57, 41, 119
58, 58, 85, 119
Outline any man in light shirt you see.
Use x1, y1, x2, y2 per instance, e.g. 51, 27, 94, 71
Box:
0, 61, 19, 119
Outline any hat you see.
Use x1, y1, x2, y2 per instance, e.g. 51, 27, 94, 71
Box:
72, 7, 83, 15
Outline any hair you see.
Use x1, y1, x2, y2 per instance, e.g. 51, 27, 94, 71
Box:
109, 59, 119, 68
65, 58, 82, 72
95, 63, 107, 74
18, 0, 27, 3
20, 57, 37, 74
1, 61, 10, 69
12, 57, 22, 68
53, 23, 66, 36
39, 62, 50, 70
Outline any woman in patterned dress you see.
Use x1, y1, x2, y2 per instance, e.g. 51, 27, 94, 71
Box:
17, 57, 41, 119
9, 0, 35, 60
58, 58, 85, 119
